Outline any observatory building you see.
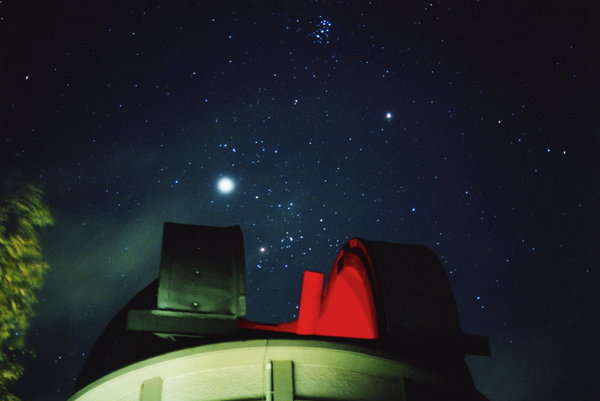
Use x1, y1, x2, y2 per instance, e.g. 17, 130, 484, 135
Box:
68, 223, 491, 401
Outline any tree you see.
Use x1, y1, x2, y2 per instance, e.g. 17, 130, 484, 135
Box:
0, 184, 54, 401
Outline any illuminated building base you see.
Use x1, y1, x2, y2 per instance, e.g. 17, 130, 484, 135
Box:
69, 339, 486, 401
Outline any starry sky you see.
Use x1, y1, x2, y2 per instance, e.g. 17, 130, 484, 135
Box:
2, 1, 599, 400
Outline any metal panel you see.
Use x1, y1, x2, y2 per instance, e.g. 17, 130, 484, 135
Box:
157, 222, 246, 316
364, 240, 461, 333
127, 310, 238, 336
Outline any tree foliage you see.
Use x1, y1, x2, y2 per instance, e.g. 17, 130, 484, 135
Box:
0, 184, 53, 401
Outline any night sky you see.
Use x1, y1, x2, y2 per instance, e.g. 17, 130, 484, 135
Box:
2, 1, 599, 400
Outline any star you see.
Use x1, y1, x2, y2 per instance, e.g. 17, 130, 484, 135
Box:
217, 177, 235, 194
385, 112, 392, 120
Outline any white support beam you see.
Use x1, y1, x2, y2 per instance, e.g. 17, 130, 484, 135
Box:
271, 360, 294, 401
140, 377, 163, 401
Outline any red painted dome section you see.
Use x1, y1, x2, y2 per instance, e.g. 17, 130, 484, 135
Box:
239, 238, 378, 339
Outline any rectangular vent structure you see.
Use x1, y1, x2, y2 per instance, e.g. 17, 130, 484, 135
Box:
157, 222, 246, 317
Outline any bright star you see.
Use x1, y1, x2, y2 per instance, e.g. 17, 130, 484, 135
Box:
217, 177, 235, 194
385, 112, 393, 120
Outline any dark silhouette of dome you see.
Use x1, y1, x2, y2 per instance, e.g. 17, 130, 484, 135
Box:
72, 222, 491, 401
